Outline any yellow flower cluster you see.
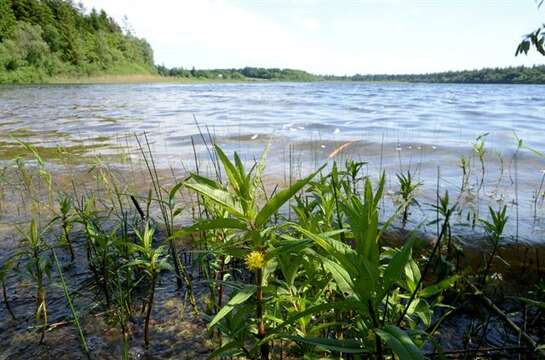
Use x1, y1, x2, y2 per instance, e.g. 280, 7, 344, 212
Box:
245, 251, 266, 271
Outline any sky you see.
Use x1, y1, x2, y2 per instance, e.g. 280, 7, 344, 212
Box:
79, 0, 545, 75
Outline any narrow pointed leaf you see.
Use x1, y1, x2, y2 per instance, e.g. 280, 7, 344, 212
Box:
208, 285, 256, 328
281, 335, 368, 354
376, 325, 424, 360
255, 165, 325, 227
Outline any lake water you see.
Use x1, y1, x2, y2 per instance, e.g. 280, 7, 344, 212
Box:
1, 82, 545, 243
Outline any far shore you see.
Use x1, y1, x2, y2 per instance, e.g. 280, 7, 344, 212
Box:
45, 74, 260, 85
3, 73, 545, 85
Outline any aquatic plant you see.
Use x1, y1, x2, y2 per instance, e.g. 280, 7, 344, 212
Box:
128, 223, 172, 349
473, 133, 488, 192
343, 159, 366, 194
396, 170, 422, 226
459, 155, 471, 192
17, 219, 52, 343
480, 205, 508, 285
183, 144, 323, 359
135, 134, 197, 313
180, 146, 464, 359
56, 194, 76, 261
429, 191, 461, 274
2, 139, 545, 358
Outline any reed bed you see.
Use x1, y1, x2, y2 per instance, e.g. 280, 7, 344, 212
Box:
0, 134, 544, 359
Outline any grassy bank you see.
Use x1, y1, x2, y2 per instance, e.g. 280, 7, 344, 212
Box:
0, 137, 544, 359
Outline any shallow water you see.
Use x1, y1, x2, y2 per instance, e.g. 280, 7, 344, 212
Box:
1, 82, 545, 242
2, 81, 545, 358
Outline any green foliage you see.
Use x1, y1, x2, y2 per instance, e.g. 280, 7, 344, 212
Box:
182, 144, 323, 358
16, 219, 52, 343
157, 65, 319, 81
129, 223, 171, 348
180, 146, 459, 359
0, 0, 16, 41
516, 27, 545, 56
516, 0, 545, 57
397, 171, 422, 225
480, 205, 508, 284
326, 65, 545, 84
0, 0, 155, 83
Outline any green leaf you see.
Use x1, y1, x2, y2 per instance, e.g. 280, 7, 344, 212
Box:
214, 145, 244, 191
376, 325, 424, 360
404, 259, 421, 293
206, 340, 243, 359
255, 164, 325, 227
294, 226, 354, 268
184, 174, 244, 218
272, 300, 361, 333
281, 335, 368, 353
419, 275, 459, 298
169, 182, 184, 202
208, 285, 256, 328
383, 236, 416, 293
414, 300, 432, 327
268, 238, 313, 259
183, 218, 248, 233
510, 296, 545, 310
252, 143, 270, 193
321, 256, 355, 297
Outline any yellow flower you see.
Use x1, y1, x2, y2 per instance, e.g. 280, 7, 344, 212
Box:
245, 251, 266, 271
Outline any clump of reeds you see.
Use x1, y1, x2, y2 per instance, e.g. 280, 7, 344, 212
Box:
2, 137, 545, 359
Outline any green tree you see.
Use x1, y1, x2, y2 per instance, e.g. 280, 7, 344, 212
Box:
0, 0, 16, 41
0, 0, 155, 83
12, 22, 51, 67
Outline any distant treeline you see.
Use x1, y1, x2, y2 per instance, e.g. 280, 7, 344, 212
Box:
157, 65, 545, 84
156, 66, 319, 81
325, 65, 545, 84
0, 0, 155, 83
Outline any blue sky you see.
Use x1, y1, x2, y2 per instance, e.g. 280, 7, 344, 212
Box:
81, 0, 545, 75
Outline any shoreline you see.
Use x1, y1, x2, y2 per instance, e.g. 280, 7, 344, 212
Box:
2, 74, 545, 86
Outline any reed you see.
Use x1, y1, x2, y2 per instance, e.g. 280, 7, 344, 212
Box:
17, 219, 51, 343
2, 139, 545, 359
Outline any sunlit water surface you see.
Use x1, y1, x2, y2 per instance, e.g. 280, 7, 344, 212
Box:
1, 82, 545, 243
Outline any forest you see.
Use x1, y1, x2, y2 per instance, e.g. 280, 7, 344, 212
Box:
328, 65, 545, 84
0, 0, 155, 83
158, 65, 545, 84
156, 66, 320, 82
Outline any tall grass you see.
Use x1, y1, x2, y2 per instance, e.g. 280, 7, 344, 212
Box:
0, 138, 543, 358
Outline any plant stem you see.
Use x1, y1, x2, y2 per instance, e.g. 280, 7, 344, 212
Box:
144, 274, 157, 349
62, 217, 75, 262
51, 248, 89, 356
481, 236, 500, 286
37, 285, 47, 344
102, 255, 111, 308
2, 281, 16, 320
256, 268, 269, 359
217, 255, 225, 309
368, 300, 383, 360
